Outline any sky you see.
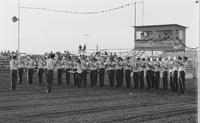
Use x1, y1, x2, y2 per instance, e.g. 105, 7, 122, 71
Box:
0, 0, 199, 54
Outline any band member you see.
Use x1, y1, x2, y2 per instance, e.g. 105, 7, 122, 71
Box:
106, 57, 115, 87
72, 60, 78, 86
63, 57, 71, 85
162, 57, 169, 90
82, 59, 88, 87
18, 56, 25, 84
98, 58, 105, 87
124, 57, 131, 88
172, 56, 179, 92
145, 58, 153, 89
169, 57, 175, 92
46, 54, 56, 93
115, 57, 122, 88
10, 55, 18, 90
178, 56, 187, 93
154, 58, 161, 90
43, 57, 48, 83
138, 58, 145, 89
89, 58, 97, 87
27, 57, 35, 84
151, 58, 156, 89
37, 58, 44, 84
56, 58, 63, 85
76, 60, 83, 88
133, 59, 139, 89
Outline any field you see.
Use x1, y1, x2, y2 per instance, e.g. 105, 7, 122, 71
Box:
0, 71, 197, 123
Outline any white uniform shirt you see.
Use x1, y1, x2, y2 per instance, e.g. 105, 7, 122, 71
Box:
76, 63, 83, 73
27, 60, 35, 69
18, 60, 25, 68
46, 59, 56, 70
38, 60, 43, 69
10, 59, 18, 70
178, 62, 187, 73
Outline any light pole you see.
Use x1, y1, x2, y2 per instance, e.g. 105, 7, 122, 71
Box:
195, 1, 200, 123
18, 0, 20, 54
12, 0, 20, 54
131, 1, 143, 59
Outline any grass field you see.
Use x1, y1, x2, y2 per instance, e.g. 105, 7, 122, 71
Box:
0, 71, 197, 123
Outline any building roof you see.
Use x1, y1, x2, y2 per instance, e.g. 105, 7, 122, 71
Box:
134, 24, 188, 28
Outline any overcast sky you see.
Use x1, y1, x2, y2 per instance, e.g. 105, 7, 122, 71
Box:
0, 0, 199, 54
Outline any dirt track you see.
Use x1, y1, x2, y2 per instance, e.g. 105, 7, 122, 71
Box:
0, 71, 197, 123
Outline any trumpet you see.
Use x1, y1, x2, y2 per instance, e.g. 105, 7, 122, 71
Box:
175, 60, 184, 67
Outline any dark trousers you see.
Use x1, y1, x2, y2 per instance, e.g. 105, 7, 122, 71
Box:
37, 68, 43, 84
44, 69, 48, 83
173, 71, 178, 92
163, 71, 168, 90
73, 73, 78, 86
65, 69, 70, 85
116, 69, 121, 87
99, 68, 105, 87
170, 72, 174, 91
57, 69, 63, 85
146, 70, 152, 89
108, 70, 115, 87
179, 71, 185, 93
125, 70, 131, 88
151, 71, 155, 88
11, 70, 17, 90
155, 71, 160, 90
82, 70, 88, 86
120, 69, 124, 86
46, 70, 53, 93
18, 68, 24, 84
139, 71, 144, 89
28, 68, 34, 84
90, 70, 97, 86
133, 72, 139, 89
77, 73, 83, 88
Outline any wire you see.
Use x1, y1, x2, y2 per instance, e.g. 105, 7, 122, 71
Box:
20, 1, 143, 15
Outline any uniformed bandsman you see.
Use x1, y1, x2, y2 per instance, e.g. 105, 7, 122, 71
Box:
89, 58, 97, 87
81, 59, 88, 87
76, 59, 83, 88
10, 55, 18, 90
172, 56, 179, 92
154, 58, 161, 90
151, 58, 156, 89
115, 57, 122, 88
145, 58, 153, 89
46, 54, 56, 93
18, 56, 25, 84
168, 57, 175, 92
98, 57, 105, 87
162, 57, 169, 90
124, 57, 132, 88
132, 59, 139, 89
138, 58, 145, 89
63, 57, 71, 85
37, 58, 44, 84
106, 57, 115, 87
27, 57, 35, 84
178, 56, 187, 94
56, 58, 63, 85
72, 59, 78, 86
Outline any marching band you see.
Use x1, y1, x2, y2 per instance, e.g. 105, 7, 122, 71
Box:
9, 53, 188, 94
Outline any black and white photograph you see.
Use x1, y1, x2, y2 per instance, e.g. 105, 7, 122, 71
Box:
0, 0, 199, 122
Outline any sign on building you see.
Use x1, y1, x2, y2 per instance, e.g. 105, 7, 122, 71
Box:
134, 24, 187, 51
